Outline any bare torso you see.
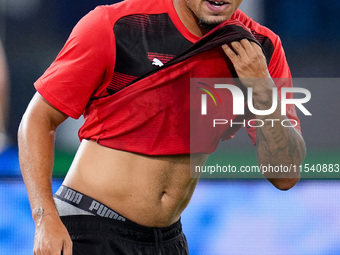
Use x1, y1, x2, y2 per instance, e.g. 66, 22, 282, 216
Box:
63, 139, 208, 227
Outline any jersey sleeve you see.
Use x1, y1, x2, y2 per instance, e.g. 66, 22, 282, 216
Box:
34, 6, 114, 119
245, 35, 302, 145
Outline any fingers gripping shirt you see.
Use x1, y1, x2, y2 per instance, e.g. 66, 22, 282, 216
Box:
34, 0, 301, 155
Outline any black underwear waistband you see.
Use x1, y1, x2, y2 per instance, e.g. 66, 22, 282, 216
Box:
54, 185, 128, 222
54, 185, 183, 242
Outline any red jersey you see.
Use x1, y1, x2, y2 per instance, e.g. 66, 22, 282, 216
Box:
34, 0, 300, 155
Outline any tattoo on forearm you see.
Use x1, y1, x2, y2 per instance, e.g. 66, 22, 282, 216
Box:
254, 84, 305, 180
257, 119, 304, 166
257, 121, 286, 155
287, 128, 300, 162
33, 207, 45, 227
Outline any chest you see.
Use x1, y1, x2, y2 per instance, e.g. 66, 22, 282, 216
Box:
107, 13, 193, 95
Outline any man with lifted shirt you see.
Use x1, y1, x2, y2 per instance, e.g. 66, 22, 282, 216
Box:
18, 0, 306, 254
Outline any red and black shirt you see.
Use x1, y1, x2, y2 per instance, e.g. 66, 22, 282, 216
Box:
35, 0, 300, 155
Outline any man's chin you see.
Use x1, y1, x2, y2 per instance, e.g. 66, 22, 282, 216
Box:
198, 19, 224, 31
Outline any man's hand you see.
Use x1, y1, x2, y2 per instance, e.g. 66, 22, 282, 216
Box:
222, 39, 276, 109
33, 212, 72, 255
222, 39, 270, 87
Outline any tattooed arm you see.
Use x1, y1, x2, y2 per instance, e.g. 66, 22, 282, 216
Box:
253, 81, 305, 189
222, 39, 306, 190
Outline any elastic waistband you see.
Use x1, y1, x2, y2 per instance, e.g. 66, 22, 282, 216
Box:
54, 185, 128, 222
54, 185, 183, 242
